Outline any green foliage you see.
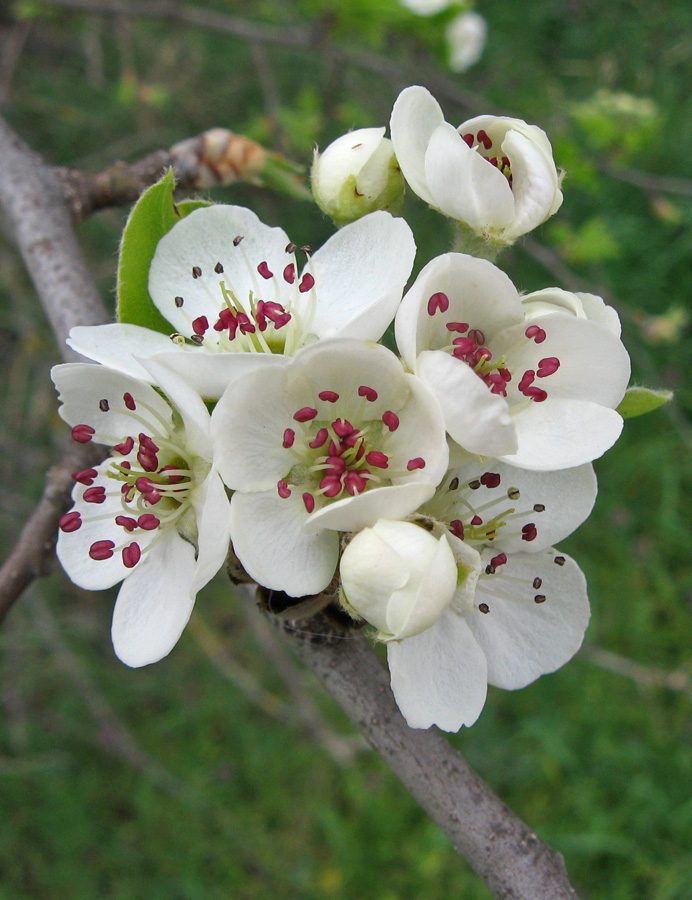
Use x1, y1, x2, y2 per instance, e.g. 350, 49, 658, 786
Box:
116, 170, 209, 334
618, 386, 674, 419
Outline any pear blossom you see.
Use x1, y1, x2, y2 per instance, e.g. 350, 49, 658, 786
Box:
446, 11, 487, 73
395, 252, 631, 469
311, 127, 405, 226
210, 339, 449, 597
52, 360, 232, 668
68, 205, 416, 399
398, 0, 452, 14
390, 85, 563, 245
342, 460, 595, 731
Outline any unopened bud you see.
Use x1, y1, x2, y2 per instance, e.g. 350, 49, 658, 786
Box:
311, 127, 405, 227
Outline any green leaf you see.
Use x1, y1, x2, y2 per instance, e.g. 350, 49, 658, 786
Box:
116, 169, 210, 334
617, 386, 673, 419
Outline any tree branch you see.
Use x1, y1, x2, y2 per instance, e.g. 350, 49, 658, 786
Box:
260, 590, 581, 900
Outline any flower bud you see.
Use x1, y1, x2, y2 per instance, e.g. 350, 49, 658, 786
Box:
446, 11, 487, 73
311, 127, 405, 227
340, 519, 458, 641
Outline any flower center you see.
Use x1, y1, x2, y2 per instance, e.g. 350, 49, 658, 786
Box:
168, 240, 318, 357
461, 128, 513, 187
426, 294, 561, 407
61, 391, 199, 571
275, 385, 426, 514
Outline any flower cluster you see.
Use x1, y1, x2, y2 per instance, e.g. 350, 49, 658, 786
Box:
54, 85, 632, 732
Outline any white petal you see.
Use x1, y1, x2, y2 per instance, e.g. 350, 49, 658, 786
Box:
149, 348, 290, 401
139, 357, 212, 459
395, 252, 523, 369
387, 611, 488, 731
425, 123, 515, 229
500, 128, 562, 240
56, 462, 156, 590
68, 324, 179, 382
417, 351, 518, 457
496, 315, 631, 409
51, 363, 173, 443
468, 549, 589, 689
389, 86, 444, 207
305, 482, 437, 534
230, 490, 339, 597
111, 526, 198, 667
308, 211, 416, 341
383, 373, 448, 486
500, 399, 624, 470
446, 461, 597, 553
576, 292, 622, 337
190, 469, 233, 594
148, 205, 292, 335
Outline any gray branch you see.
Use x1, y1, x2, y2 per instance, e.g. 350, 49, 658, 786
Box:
0, 112, 582, 900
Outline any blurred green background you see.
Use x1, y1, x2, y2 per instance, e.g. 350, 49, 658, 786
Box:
1, 0, 692, 897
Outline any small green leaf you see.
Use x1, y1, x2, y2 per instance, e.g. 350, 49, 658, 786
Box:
617, 386, 673, 419
116, 169, 210, 334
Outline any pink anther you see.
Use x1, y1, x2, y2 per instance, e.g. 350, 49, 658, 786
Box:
83, 486, 106, 504
257, 261, 273, 279
123, 392, 136, 410
293, 407, 318, 422
427, 292, 449, 316
72, 424, 95, 443
366, 451, 389, 469
283, 428, 296, 448
382, 411, 399, 432
122, 542, 142, 569
358, 385, 378, 401
525, 324, 546, 343
72, 468, 98, 485
309, 428, 329, 449
59, 511, 82, 533
299, 273, 315, 293
89, 540, 115, 561
407, 458, 426, 471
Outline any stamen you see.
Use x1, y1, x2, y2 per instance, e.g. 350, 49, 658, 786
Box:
302, 492, 315, 512
534, 594, 546, 604
298, 273, 315, 293
83, 486, 106, 504
366, 451, 388, 469
72, 468, 98, 485
233, 236, 244, 246
115, 515, 138, 532
277, 480, 291, 499
478, 602, 490, 614
257, 261, 273, 279
123, 393, 136, 411
319, 391, 339, 403
283, 264, 295, 284
358, 386, 378, 401
294, 407, 318, 422
283, 428, 296, 448
521, 523, 538, 542
214, 262, 224, 274
427, 292, 449, 316
554, 556, 565, 566
122, 542, 142, 569
138, 514, 160, 530
59, 511, 82, 532
462, 133, 474, 147
449, 477, 459, 491
89, 540, 115, 561
192, 266, 202, 278
309, 428, 329, 449
114, 436, 134, 455
175, 296, 184, 307
533, 577, 542, 589
537, 357, 560, 378
525, 325, 546, 344
99, 399, 110, 412
446, 321, 469, 333
477, 129, 492, 150
490, 553, 507, 568
192, 316, 209, 335
480, 472, 501, 488
382, 411, 399, 432
72, 424, 95, 443
285, 242, 297, 253
407, 458, 426, 471
449, 520, 464, 539
471, 515, 483, 526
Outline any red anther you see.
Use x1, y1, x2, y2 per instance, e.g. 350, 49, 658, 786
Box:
302, 492, 315, 513
83, 486, 106, 504
462, 132, 474, 147
159, 465, 184, 484
138, 433, 159, 453
283, 263, 296, 284
328, 439, 340, 457
257, 261, 273, 279
518, 370, 536, 393
120, 462, 131, 470
115, 515, 138, 532
502, 156, 510, 168
254, 301, 268, 332
325, 456, 346, 477
407, 457, 426, 471
123, 392, 136, 410
486, 374, 508, 395
522, 523, 538, 541
477, 129, 492, 150
480, 472, 501, 488
72, 424, 95, 443
283, 428, 296, 448
114, 436, 135, 455
309, 428, 329, 449
298, 273, 315, 293
320, 475, 343, 498
277, 480, 291, 499
294, 406, 318, 423
237, 313, 256, 334
273, 313, 292, 330
366, 451, 389, 469
358, 385, 378, 401
137, 449, 159, 473
332, 418, 354, 438
59, 511, 82, 533
319, 391, 339, 403
490, 553, 507, 568
527, 386, 548, 402
137, 514, 160, 530
214, 308, 234, 332
72, 468, 98, 485
449, 519, 465, 540
452, 337, 477, 355
525, 324, 546, 343
344, 470, 370, 495
192, 316, 209, 335
499, 367, 512, 382
427, 292, 449, 316
382, 411, 399, 432
467, 328, 485, 345
135, 476, 154, 493
89, 540, 115, 561
121, 484, 134, 500
446, 321, 469, 333
471, 515, 483, 526
537, 357, 560, 378
488, 157, 498, 167
263, 301, 289, 323
122, 542, 142, 569
343, 431, 362, 449
475, 347, 492, 364
355, 442, 366, 461
192, 266, 202, 278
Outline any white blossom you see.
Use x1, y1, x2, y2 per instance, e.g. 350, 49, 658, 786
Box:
311, 127, 405, 225
446, 11, 487, 73
395, 252, 631, 469
52, 360, 232, 667
390, 85, 563, 244
210, 339, 449, 597
68, 205, 416, 399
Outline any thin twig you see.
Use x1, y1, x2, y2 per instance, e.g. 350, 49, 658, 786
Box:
581, 644, 692, 697
598, 159, 692, 198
